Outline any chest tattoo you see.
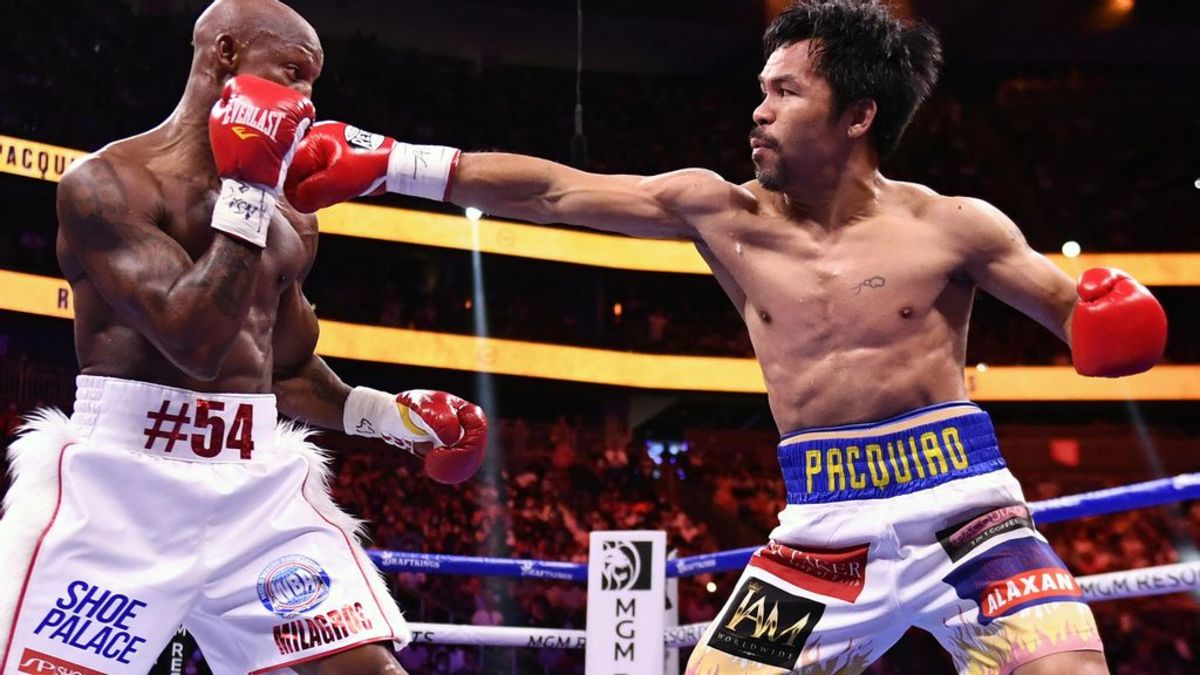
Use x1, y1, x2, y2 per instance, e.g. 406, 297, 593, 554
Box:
851, 276, 887, 295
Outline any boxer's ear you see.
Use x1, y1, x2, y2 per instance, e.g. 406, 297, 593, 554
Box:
214, 34, 239, 77
844, 99, 877, 140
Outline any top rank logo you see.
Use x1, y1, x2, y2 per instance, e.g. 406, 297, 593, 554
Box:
599, 540, 653, 591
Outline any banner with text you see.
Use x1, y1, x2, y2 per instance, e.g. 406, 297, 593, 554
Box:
586, 531, 666, 674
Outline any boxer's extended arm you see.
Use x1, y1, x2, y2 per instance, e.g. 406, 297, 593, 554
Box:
948, 197, 1077, 341
57, 158, 264, 380
284, 121, 739, 239
949, 197, 1166, 376
449, 154, 708, 239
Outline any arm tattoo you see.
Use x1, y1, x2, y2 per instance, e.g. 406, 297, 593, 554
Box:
206, 239, 261, 318
852, 276, 886, 295
307, 360, 345, 405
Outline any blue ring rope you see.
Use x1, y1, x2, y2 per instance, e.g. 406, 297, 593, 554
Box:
370, 471, 1200, 579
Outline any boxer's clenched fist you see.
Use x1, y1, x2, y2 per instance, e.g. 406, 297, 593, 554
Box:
285, 121, 460, 213
343, 385, 487, 484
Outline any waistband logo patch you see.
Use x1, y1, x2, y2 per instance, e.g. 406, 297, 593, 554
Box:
803, 426, 970, 495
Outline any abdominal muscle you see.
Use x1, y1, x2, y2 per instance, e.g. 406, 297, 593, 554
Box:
755, 328, 970, 434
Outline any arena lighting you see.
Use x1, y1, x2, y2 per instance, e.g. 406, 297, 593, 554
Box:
1119, 397, 1200, 577
464, 206, 483, 222
2, 269, 1198, 399
3, 134, 1199, 284
468, 218, 504, 561
1062, 241, 1082, 258
705, 582, 717, 593
976, 363, 989, 373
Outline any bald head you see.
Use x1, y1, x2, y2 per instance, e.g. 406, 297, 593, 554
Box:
194, 0, 318, 52
190, 0, 322, 97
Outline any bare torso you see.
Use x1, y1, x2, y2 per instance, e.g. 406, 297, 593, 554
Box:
57, 130, 319, 394
689, 179, 976, 431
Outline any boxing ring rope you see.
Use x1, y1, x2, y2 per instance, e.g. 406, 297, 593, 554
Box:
378, 471, 1200, 649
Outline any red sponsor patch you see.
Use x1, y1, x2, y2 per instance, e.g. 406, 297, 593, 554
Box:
17, 648, 105, 675
980, 567, 1081, 618
747, 541, 868, 603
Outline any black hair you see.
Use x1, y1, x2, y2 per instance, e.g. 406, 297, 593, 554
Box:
763, 0, 942, 158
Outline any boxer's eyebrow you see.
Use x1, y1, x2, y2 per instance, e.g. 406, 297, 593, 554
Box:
758, 75, 802, 88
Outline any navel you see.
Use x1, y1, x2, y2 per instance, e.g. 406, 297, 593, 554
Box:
899, 306, 914, 319
759, 310, 772, 324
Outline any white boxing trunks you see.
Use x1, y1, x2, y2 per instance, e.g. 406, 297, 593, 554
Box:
0, 375, 409, 674
686, 401, 1103, 675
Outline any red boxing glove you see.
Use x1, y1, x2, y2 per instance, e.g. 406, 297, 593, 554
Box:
209, 75, 315, 193
398, 390, 489, 485
285, 121, 392, 212
208, 75, 315, 247
285, 121, 460, 213
344, 386, 487, 484
1071, 267, 1167, 377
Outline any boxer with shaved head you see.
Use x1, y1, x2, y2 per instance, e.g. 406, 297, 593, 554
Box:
0, 2, 486, 672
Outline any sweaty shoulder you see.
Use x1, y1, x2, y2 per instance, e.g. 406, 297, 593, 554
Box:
637, 168, 756, 217
912, 189, 1024, 257
59, 143, 162, 219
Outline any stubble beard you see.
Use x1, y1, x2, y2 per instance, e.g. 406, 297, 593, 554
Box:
755, 156, 788, 192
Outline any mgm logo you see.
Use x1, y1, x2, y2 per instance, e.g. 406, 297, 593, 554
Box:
710, 577, 826, 669
600, 540, 653, 591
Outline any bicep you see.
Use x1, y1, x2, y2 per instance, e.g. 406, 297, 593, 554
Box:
962, 200, 1076, 340
272, 284, 320, 373
271, 285, 348, 428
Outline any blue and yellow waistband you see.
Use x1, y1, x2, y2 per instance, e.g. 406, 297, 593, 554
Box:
778, 401, 1006, 504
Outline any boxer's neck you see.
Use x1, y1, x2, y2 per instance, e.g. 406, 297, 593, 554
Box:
780, 151, 883, 228
152, 70, 224, 176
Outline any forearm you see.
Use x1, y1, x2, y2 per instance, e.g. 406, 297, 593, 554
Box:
155, 234, 263, 368
287, 123, 697, 239
273, 353, 352, 430
449, 152, 691, 238
449, 153, 579, 225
